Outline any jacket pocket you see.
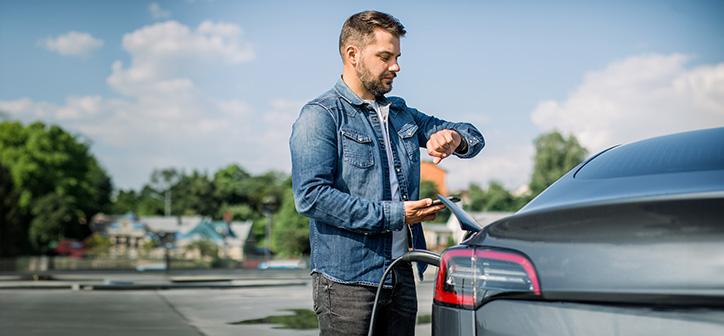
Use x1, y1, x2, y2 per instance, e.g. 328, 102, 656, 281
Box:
341, 127, 375, 168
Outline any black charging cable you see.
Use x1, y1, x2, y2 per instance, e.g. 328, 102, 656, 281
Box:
367, 249, 440, 336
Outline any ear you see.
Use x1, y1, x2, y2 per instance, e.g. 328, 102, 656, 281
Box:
344, 45, 359, 66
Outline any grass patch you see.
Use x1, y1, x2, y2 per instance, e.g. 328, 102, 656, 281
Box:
417, 313, 432, 324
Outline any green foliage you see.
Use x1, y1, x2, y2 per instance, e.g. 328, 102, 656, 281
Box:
111, 189, 140, 214
419, 180, 439, 200
219, 203, 255, 221
529, 131, 588, 197
213, 164, 251, 204
85, 233, 112, 257
113, 165, 288, 231
171, 170, 217, 216
466, 181, 520, 212
0, 163, 26, 256
271, 182, 309, 257
0, 121, 112, 253
185, 239, 219, 259
419, 180, 451, 223
29, 193, 82, 250
140, 239, 159, 256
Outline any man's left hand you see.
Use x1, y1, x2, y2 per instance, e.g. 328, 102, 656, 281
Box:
426, 129, 462, 164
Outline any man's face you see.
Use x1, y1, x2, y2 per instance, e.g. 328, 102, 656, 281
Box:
355, 28, 401, 98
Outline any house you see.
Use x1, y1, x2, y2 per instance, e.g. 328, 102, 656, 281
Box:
96, 214, 252, 262
142, 215, 202, 237
175, 219, 252, 261
106, 213, 146, 258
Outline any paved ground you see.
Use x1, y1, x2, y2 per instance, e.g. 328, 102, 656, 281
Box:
0, 271, 436, 336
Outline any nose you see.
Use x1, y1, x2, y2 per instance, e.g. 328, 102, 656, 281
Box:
389, 61, 400, 73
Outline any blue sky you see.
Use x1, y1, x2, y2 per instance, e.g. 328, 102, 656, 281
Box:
1, 0, 723, 192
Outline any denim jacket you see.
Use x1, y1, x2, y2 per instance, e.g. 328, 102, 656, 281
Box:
290, 79, 484, 287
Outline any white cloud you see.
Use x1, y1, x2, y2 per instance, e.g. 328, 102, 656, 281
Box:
532, 54, 724, 153
42, 31, 103, 57
107, 20, 253, 97
148, 2, 171, 19
1, 20, 280, 189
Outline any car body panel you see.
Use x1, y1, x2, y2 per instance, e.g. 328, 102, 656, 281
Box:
432, 305, 475, 336
469, 197, 724, 303
474, 300, 724, 336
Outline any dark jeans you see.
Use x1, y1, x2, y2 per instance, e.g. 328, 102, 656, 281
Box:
312, 262, 418, 336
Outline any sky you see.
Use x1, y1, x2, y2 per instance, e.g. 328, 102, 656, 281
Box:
1, 0, 723, 192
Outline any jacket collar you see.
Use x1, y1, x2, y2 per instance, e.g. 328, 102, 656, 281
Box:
334, 77, 392, 108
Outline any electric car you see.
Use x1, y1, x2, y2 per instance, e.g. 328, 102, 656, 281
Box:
432, 127, 724, 335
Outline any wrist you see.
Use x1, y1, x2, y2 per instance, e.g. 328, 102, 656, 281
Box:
455, 137, 468, 154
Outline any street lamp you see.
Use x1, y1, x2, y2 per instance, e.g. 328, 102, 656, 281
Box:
261, 196, 279, 263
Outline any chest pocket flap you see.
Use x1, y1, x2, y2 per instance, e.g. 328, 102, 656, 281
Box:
341, 127, 373, 143
397, 123, 418, 140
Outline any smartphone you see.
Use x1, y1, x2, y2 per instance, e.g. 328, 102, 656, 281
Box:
431, 196, 460, 205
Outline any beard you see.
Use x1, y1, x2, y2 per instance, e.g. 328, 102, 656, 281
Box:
356, 63, 394, 98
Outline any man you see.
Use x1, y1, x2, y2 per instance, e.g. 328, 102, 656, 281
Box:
290, 10, 484, 336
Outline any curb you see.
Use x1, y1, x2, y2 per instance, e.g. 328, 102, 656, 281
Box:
0, 280, 308, 291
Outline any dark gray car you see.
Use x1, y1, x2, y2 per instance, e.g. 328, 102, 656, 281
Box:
432, 127, 724, 335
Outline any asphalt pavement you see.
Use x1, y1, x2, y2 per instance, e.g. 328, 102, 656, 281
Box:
0, 269, 436, 336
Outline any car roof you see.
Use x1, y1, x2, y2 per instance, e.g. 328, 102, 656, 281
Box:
519, 127, 724, 214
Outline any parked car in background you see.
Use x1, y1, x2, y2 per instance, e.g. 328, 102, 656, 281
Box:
52, 239, 88, 258
433, 127, 724, 335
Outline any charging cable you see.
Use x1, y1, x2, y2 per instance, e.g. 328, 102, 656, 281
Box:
367, 249, 440, 336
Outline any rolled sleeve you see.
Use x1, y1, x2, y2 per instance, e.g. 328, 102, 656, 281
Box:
383, 200, 405, 232
452, 126, 485, 159
401, 101, 485, 160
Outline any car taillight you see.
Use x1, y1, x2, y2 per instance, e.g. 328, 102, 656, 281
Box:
434, 247, 541, 309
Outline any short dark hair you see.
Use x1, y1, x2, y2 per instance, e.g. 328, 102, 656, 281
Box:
339, 11, 406, 56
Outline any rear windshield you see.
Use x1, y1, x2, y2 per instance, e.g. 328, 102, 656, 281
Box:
575, 128, 724, 179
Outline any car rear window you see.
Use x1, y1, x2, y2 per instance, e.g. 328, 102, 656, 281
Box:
575, 128, 724, 179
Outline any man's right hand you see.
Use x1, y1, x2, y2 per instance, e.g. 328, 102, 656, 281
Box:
404, 198, 446, 224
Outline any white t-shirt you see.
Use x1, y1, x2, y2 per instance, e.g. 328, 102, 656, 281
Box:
366, 100, 408, 258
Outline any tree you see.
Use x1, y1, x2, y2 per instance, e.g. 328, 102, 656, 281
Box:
0, 121, 113, 253
185, 239, 219, 260
135, 185, 165, 215
482, 181, 516, 211
529, 131, 588, 197
466, 183, 486, 211
271, 180, 309, 257
29, 193, 81, 250
111, 189, 140, 214
171, 170, 217, 216
85, 233, 112, 257
0, 163, 25, 257
466, 181, 519, 212
213, 164, 252, 205
419, 180, 440, 200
